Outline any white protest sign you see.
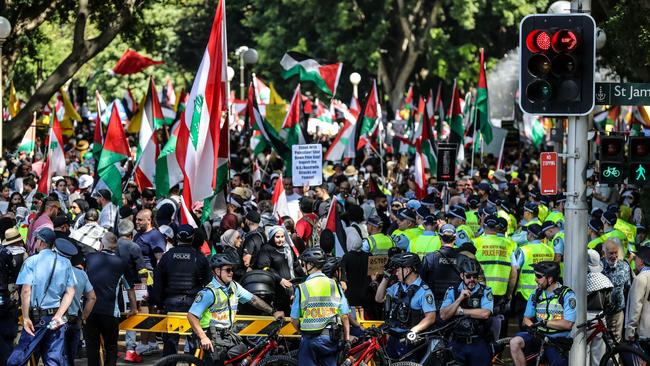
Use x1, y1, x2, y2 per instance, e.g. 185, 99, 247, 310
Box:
292, 144, 323, 187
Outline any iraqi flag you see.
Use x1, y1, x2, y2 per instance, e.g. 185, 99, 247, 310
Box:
324, 199, 347, 257
175, 0, 229, 222
37, 113, 66, 194
271, 174, 290, 221
134, 77, 164, 190
97, 104, 131, 205
280, 51, 342, 96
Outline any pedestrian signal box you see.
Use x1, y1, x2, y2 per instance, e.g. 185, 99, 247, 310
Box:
629, 137, 650, 185
599, 136, 626, 184
519, 14, 596, 115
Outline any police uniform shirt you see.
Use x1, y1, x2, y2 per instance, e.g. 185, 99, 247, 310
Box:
441, 282, 494, 313
386, 277, 437, 316
552, 233, 565, 257
16, 249, 75, 310
524, 287, 577, 338
290, 272, 351, 319
69, 267, 93, 316
189, 277, 253, 329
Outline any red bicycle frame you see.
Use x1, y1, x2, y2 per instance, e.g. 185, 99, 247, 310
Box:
343, 334, 386, 366
225, 338, 280, 366
585, 318, 608, 345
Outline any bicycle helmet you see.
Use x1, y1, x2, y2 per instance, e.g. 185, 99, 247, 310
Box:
321, 257, 342, 278
391, 252, 421, 270
531, 261, 561, 279
457, 258, 481, 275
299, 247, 327, 267
210, 253, 237, 269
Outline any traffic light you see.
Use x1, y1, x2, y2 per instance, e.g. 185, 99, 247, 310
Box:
519, 14, 596, 116
628, 137, 650, 185
599, 136, 626, 184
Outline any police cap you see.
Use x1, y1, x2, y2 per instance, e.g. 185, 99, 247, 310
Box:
484, 215, 499, 228
439, 223, 456, 236
54, 238, 78, 258
588, 219, 603, 233
540, 220, 556, 234
445, 205, 466, 221
527, 224, 544, 239
367, 215, 384, 227
35, 228, 56, 246
496, 217, 509, 231
397, 208, 417, 222
602, 211, 617, 226
524, 202, 539, 215
176, 224, 196, 242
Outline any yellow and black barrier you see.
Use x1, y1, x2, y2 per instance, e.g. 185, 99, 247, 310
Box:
119, 311, 384, 338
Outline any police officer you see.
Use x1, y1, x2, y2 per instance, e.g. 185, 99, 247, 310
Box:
291, 248, 351, 366
362, 215, 395, 255
0, 228, 25, 362
541, 220, 565, 272
601, 211, 630, 256
420, 224, 463, 310
409, 215, 441, 257
466, 195, 481, 236
66, 252, 96, 366
446, 205, 474, 246
391, 208, 423, 249
510, 261, 577, 366
187, 254, 282, 366
474, 215, 518, 302
545, 194, 566, 229
522, 202, 542, 229
512, 224, 554, 326
153, 224, 211, 356
375, 252, 436, 359
8, 229, 78, 366
440, 259, 494, 366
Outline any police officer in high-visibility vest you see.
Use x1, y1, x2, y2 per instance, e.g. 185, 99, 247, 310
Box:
362, 215, 395, 255
609, 204, 637, 252
440, 259, 494, 366
466, 195, 481, 236
545, 193, 566, 230
587, 218, 605, 251
510, 261, 576, 366
522, 202, 541, 229
291, 247, 350, 366
511, 224, 554, 326
8, 230, 77, 366
188, 254, 282, 366
601, 211, 630, 256
446, 205, 474, 247
474, 215, 517, 312
497, 199, 517, 236
409, 215, 442, 257
375, 252, 436, 359
392, 208, 423, 249
541, 221, 565, 269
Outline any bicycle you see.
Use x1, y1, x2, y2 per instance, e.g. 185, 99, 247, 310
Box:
505, 321, 574, 366
577, 311, 650, 366
153, 318, 297, 366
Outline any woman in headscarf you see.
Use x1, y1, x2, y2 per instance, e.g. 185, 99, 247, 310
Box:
214, 229, 245, 280
253, 225, 305, 313
70, 198, 89, 230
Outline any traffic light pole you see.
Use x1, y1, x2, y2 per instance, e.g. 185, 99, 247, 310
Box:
566, 3, 590, 366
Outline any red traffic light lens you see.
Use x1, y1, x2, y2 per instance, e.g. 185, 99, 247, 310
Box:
551, 29, 578, 53
631, 138, 650, 160
528, 54, 551, 77
526, 30, 552, 53
603, 139, 623, 157
526, 80, 553, 102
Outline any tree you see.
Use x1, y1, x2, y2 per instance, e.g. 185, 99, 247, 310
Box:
5, 0, 145, 145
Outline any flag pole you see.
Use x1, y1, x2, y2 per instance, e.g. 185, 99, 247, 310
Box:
470, 94, 478, 174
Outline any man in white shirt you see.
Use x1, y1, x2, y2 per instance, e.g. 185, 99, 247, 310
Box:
97, 189, 118, 230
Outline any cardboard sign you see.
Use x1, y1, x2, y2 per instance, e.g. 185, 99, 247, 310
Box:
123, 283, 148, 305
367, 256, 389, 275
540, 152, 558, 195
292, 144, 323, 186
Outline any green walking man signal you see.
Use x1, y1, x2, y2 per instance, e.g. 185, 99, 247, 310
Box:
636, 165, 647, 181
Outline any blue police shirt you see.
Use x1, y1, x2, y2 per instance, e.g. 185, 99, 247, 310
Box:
188, 277, 254, 328
441, 282, 494, 312
386, 276, 437, 314
290, 272, 351, 319
16, 249, 75, 310
69, 267, 93, 316
511, 241, 543, 269
553, 233, 565, 256
524, 286, 577, 338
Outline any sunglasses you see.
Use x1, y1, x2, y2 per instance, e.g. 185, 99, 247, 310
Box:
534, 273, 545, 279
464, 273, 479, 279
221, 268, 234, 273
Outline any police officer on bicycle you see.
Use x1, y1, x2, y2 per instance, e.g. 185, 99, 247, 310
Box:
440, 259, 494, 366
187, 254, 283, 366
510, 261, 576, 366
291, 247, 351, 366
375, 252, 436, 359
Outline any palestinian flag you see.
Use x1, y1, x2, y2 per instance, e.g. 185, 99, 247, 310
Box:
246, 83, 288, 158
356, 80, 381, 150
349, 96, 361, 118
434, 83, 444, 138
253, 74, 271, 105
175, 0, 229, 225
280, 51, 342, 96
271, 174, 290, 221
448, 79, 465, 163
324, 198, 347, 257
134, 77, 164, 190
476, 48, 494, 145
155, 123, 184, 198
97, 104, 130, 205
313, 99, 333, 123
282, 84, 306, 156
325, 100, 358, 161
17, 115, 37, 155
421, 91, 437, 175
37, 113, 66, 194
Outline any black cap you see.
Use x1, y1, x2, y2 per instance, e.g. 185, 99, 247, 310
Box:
142, 188, 156, 199
540, 195, 551, 205
524, 202, 539, 215
176, 224, 196, 242
480, 205, 497, 217
541, 220, 556, 233
97, 189, 112, 201
532, 261, 561, 278
367, 215, 384, 227
527, 224, 543, 239
416, 206, 431, 219
485, 215, 499, 228
497, 217, 508, 230
602, 211, 617, 226
397, 208, 416, 222
446, 205, 466, 221
588, 219, 603, 232
636, 246, 650, 266
591, 208, 604, 219
54, 238, 78, 258
476, 183, 491, 192
467, 195, 480, 207
53, 215, 69, 228
607, 204, 619, 213
245, 210, 261, 224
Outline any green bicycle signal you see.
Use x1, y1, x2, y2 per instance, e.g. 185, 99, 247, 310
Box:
602, 166, 621, 178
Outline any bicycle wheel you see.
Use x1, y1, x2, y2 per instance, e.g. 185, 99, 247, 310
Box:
256, 355, 299, 366
599, 344, 650, 366
153, 354, 205, 366
389, 362, 422, 366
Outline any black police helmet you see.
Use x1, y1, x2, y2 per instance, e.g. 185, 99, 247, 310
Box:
321, 257, 342, 278
299, 247, 327, 267
210, 253, 237, 269
458, 258, 481, 275
532, 261, 561, 279
392, 252, 421, 270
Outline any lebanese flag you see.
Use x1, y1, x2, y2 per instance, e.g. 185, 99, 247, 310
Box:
280, 51, 342, 96
97, 104, 131, 205
112, 49, 164, 75
324, 198, 347, 257
325, 100, 357, 161
272, 174, 290, 221
134, 77, 164, 190
356, 80, 381, 150
175, 0, 229, 223
37, 113, 66, 194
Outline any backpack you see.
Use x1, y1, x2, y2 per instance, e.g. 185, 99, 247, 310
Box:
303, 214, 321, 247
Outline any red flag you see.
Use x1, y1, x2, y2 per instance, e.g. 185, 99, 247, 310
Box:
112, 49, 164, 75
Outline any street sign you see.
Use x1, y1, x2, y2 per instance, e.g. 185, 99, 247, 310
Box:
540, 152, 558, 195
595, 82, 650, 106
629, 163, 650, 186
599, 162, 625, 184
436, 143, 458, 182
